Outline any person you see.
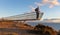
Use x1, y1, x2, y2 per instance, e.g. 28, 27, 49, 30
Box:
35, 6, 40, 20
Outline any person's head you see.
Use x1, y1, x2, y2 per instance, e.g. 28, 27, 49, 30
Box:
35, 6, 39, 12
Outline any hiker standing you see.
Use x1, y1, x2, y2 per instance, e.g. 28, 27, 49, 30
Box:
35, 7, 40, 20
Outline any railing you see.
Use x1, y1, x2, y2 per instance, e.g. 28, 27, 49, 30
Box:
2, 12, 43, 21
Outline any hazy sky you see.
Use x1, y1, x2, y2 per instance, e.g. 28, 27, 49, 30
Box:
0, 0, 60, 19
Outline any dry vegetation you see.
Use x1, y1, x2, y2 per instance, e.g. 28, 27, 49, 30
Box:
0, 21, 33, 29
0, 32, 18, 35
0, 20, 58, 35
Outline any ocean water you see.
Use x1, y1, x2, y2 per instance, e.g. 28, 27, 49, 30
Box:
26, 21, 60, 31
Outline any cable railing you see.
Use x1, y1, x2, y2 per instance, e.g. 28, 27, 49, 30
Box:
3, 12, 43, 20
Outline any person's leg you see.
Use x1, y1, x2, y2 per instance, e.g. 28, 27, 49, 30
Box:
37, 13, 39, 19
36, 12, 39, 19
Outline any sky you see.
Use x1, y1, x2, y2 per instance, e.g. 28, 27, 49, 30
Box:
0, 0, 60, 19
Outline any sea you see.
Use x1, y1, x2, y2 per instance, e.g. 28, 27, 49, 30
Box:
26, 21, 60, 31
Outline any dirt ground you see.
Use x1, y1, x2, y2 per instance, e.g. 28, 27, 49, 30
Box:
0, 21, 37, 35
